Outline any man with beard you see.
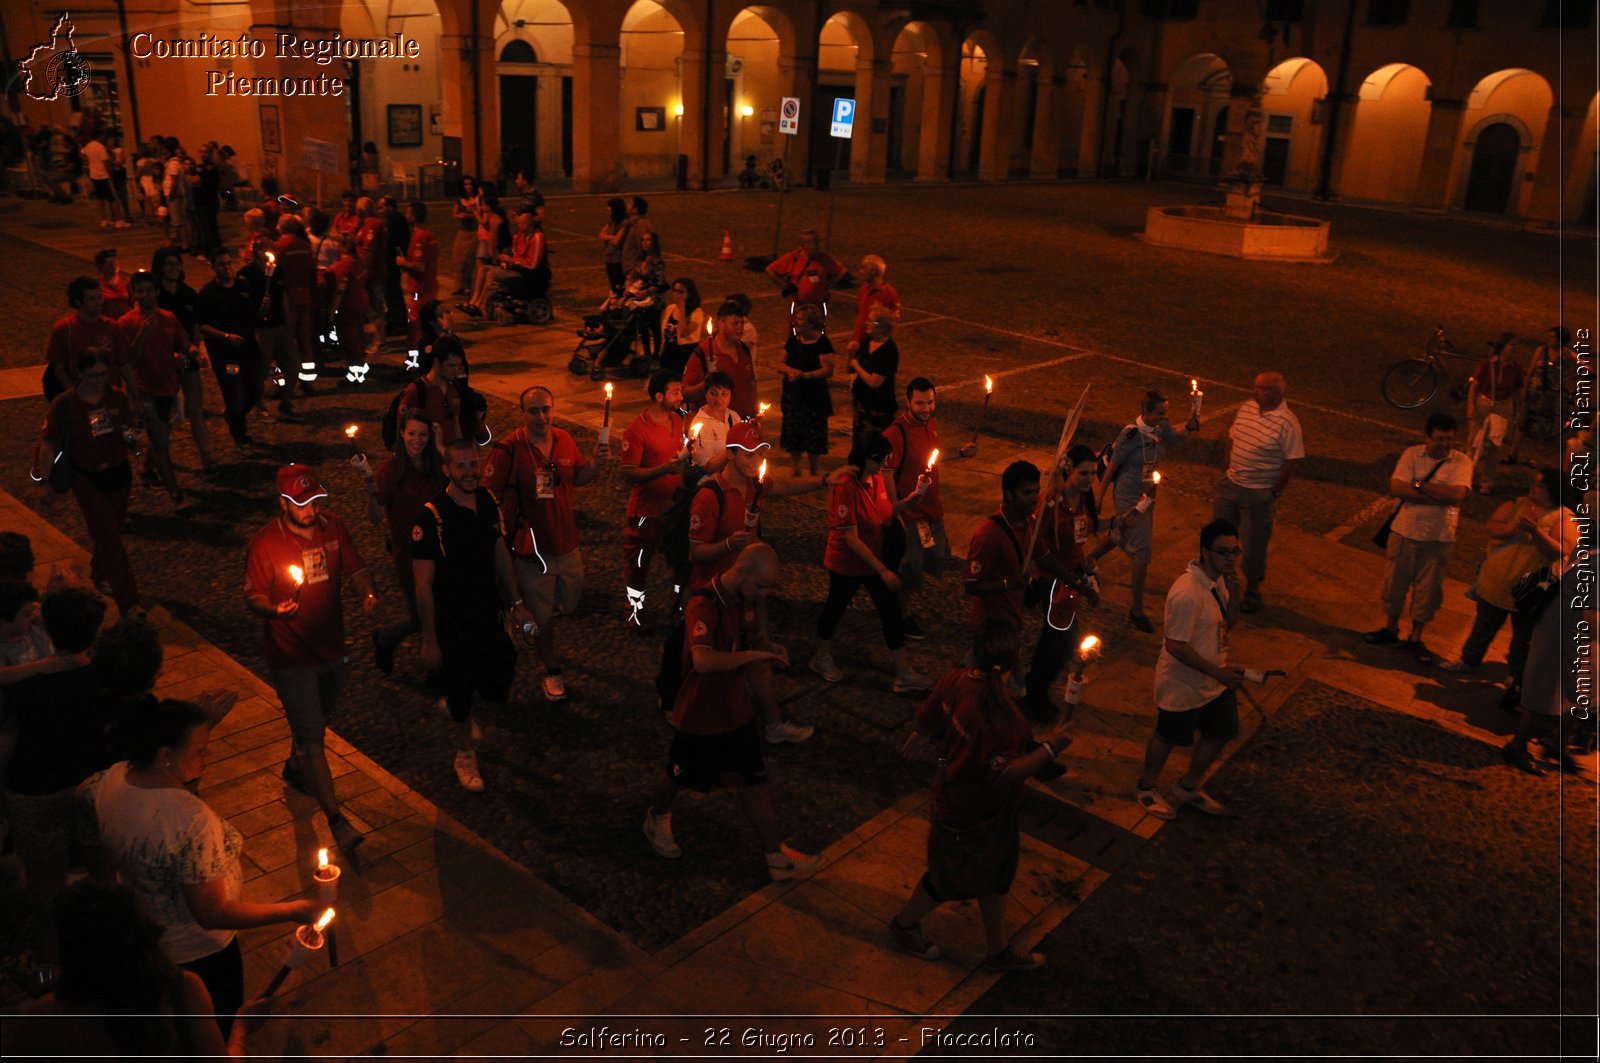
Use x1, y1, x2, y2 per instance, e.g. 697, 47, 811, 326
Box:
243, 465, 378, 858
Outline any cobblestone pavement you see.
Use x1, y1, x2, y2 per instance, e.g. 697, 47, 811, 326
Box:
942, 679, 1598, 1057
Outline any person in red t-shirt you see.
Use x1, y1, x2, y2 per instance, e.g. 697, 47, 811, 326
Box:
397, 200, 439, 348
1468, 331, 1526, 493
35, 354, 141, 613
765, 230, 845, 320
845, 254, 900, 357
117, 270, 192, 511
45, 276, 125, 400
809, 430, 935, 695
682, 300, 759, 417
326, 236, 369, 376
399, 345, 465, 454
891, 619, 1073, 970
883, 376, 978, 640
271, 216, 318, 394
483, 385, 608, 703
621, 370, 690, 629
332, 191, 362, 236
642, 543, 818, 880
95, 249, 132, 319
242, 465, 376, 859
965, 461, 1044, 658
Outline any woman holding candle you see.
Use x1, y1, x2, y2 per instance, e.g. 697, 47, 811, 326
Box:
1098, 388, 1199, 632
778, 304, 835, 475
890, 619, 1072, 969
810, 431, 933, 694
81, 699, 318, 1036
357, 409, 445, 673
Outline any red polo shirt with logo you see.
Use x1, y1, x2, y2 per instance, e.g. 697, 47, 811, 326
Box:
116, 305, 186, 398
622, 410, 685, 518
672, 578, 761, 735
484, 426, 583, 559
884, 413, 944, 523
243, 513, 367, 668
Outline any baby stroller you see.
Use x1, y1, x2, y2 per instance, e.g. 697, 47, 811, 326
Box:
567, 282, 656, 380
486, 264, 553, 326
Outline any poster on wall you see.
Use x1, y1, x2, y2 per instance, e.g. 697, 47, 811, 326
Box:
636, 107, 666, 132
388, 104, 424, 148
259, 104, 281, 154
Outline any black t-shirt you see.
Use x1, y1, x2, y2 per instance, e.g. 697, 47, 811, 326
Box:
384, 211, 411, 276
196, 280, 257, 344
411, 487, 506, 636
238, 262, 285, 327
852, 337, 899, 415
156, 282, 199, 342
2, 666, 111, 795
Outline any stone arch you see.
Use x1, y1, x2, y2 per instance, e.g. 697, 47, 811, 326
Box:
338, 1, 445, 193
1574, 93, 1600, 223
1163, 52, 1230, 179
815, 9, 879, 183
1339, 62, 1431, 204
493, 0, 575, 183
952, 29, 1001, 177
724, 6, 796, 179
1455, 68, 1553, 214
617, 0, 686, 180
1017, 38, 1055, 177
886, 20, 949, 179
1257, 56, 1327, 191
1058, 45, 1098, 177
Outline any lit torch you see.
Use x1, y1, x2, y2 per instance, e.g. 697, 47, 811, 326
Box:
1189, 378, 1203, 422
757, 401, 771, 420
689, 421, 703, 451
344, 424, 363, 461
745, 459, 767, 530
970, 374, 994, 446
264, 251, 277, 275
262, 908, 336, 996
313, 850, 341, 967
602, 382, 613, 427
1136, 471, 1160, 513
1062, 633, 1101, 718
926, 448, 939, 472
287, 564, 305, 603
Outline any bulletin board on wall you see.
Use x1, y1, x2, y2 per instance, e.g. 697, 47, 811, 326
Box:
636, 107, 667, 132
387, 104, 424, 148
259, 104, 281, 154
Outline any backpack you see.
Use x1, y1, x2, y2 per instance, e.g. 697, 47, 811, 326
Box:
655, 587, 715, 715
659, 469, 725, 575
1096, 424, 1137, 483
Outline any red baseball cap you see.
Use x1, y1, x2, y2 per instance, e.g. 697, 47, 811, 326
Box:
725, 420, 770, 452
276, 464, 328, 506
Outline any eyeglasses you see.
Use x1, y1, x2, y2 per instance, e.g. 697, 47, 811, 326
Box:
1208, 546, 1243, 557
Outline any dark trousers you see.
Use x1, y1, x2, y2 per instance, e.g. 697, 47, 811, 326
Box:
1025, 618, 1073, 712
211, 346, 262, 444
639, 305, 664, 358
71, 472, 138, 611
182, 938, 243, 1038
817, 569, 904, 650
1460, 597, 1536, 681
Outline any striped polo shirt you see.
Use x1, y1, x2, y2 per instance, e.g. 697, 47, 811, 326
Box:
1225, 400, 1304, 489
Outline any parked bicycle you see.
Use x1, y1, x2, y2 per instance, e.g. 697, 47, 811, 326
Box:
1382, 326, 1475, 409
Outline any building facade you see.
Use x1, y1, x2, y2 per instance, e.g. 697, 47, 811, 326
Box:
6, 0, 1595, 222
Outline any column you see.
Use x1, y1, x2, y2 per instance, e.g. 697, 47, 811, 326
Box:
1526, 104, 1585, 222
1136, 80, 1168, 178
976, 66, 1016, 181
850, 57, 891, 185
1029, 73, 1065, 179
680, 46, 727, 189
571, 42, 621, 192
778, 52, 817, 187
1318, 91, 1360, 199
1410, 98, 1466, 212
916, 57, 958, 182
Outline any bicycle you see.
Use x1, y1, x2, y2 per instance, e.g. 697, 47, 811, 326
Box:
1381, 326, 1475, 409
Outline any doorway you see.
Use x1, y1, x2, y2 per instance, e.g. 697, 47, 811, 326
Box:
499, 75, 538, 182
1464, 122, 1520, 213
1263, 136, 1289, 185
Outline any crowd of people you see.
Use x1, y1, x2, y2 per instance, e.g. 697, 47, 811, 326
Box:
8, 174, 1590, 1036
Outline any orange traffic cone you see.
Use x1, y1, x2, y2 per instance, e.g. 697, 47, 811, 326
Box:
719, 230, 734, 261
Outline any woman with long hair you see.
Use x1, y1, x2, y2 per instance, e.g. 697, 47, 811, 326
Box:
890, 619, 1072, 970
660, 277, 705, 375
451, 174, 483, 296
81, 700, 318, 1035
809, 430, 932, 694
356, 409, 446, 670
12, 881, 272, 1057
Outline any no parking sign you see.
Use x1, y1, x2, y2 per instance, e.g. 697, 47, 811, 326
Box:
779, 96, 799, 136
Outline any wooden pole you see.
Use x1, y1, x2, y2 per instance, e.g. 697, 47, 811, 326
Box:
1021, 384, 1092, 567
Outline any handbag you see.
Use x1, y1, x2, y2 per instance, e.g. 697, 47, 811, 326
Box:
1509, 565, 1559, 619
1373, 457, 1448, 549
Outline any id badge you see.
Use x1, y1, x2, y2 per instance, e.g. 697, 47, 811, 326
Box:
1142, 460, 1158, 485
1073, 513, 1089, 545
88, 408, 114, 437
916, 520, 936, 550
535, 465, 556, 499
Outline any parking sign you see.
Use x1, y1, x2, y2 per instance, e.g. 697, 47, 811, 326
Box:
779, 96, 800, 135
830, 98, 855, 139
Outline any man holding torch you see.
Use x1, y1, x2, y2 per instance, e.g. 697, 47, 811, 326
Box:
243, 464, 377, 858
620, 370, 690, 631
483, 385, 609, 704
882, 377, 977, 641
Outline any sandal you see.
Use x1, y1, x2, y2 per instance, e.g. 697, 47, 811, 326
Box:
1405, 640, 1434, 665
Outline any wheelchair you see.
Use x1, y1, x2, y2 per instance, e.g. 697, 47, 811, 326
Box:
486, 266, 553, 327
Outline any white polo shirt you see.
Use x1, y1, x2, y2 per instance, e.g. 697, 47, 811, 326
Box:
1154, 559, 1230, 711
1226, 399, 1304, 489
689, 407, 743, 468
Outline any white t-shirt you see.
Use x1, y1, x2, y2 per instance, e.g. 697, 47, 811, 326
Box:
1154, 560, 1229, 711
1226, 400, 1305, 489
81, 138, 111, 181
690, 407, 743, 468
87, 761, 243, 964
1388, 445, 1473, 543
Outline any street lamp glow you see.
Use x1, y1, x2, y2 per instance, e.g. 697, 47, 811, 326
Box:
674, 103, 684, 117
740, 104, 754, 118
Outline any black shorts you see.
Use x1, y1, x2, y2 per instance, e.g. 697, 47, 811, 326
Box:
148, 395, 177, 422
91, 178, 114, 201
667, 718, 767, 793
1156, 688, 1239, 747
440, 629, 516, 720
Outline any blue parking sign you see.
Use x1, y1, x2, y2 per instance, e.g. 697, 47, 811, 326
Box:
830, 98, 855, 139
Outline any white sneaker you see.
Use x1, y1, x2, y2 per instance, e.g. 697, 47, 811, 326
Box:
766, 719, 814, 744
1170, 782, 1228, 815
1136, 786, 1177, 821
541, 673, 567, 702
766, 843, 818, 881
453, 751, 485, 793
810, 650, 843, 683
893, 667, 934, 694
643, 810, 681, 858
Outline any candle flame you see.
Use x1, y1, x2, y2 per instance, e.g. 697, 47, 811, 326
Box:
1152, 471, 1161, 485
604, 382, 613, 399
317, 848, 329, 871
706, 317, 715, 336
344, 424, 359, 439
757, 459, 767, 483
288, 564, 304, 586
758, 402, 771, 417
265, 251, 276, 266
1190, 378, 1199, 393
690, 422, 703, 439
984, 375, 994, 394
1079, 635, 1101, 655
313, 908, 336, 933
926, 448, 939, 470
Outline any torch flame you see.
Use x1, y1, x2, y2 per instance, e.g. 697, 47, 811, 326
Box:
926, 448, 940, 471
317, 848, 329, 871
690, 422, 703, 439
344, 425, 359, 439
313, 908, 336, 933
757, 459, 767, 483
1079, 635, 1101, 655
265, 251, 276, 267
984, 374, 994, 394
1190, 378, 1199, 393
1152, 471, 1161, 485
758, 402, 771, 417
706, 317, 715, 336
288, 565, 305, 586
604, 382, 613, 400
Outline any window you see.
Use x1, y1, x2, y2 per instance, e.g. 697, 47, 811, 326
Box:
1365, 0, 1409, 26
1267, 114, 1293, 134
1446, 0, 1479, 27
1541, 2, 1592, 28
1141, 0, 1199, 16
